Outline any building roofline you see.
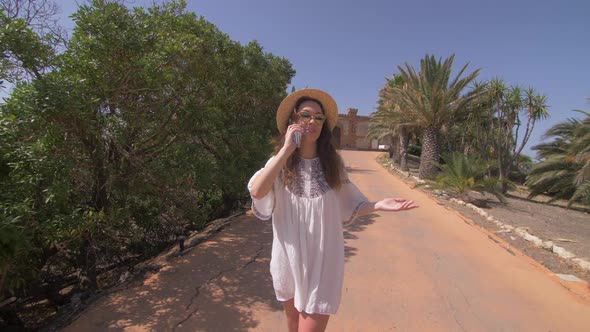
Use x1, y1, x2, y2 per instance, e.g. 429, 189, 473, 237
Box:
338, 113, 371, 120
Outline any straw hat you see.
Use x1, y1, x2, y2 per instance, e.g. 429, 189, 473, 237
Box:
276, 88, 338, 134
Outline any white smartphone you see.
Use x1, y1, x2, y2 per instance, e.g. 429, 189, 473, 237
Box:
294, 131, 301, 148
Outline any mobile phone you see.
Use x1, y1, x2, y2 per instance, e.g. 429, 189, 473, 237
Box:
288, 118, 301, 148
294, 131, 301, 148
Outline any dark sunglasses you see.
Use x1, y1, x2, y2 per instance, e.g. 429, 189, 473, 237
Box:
296, 111, 326, 122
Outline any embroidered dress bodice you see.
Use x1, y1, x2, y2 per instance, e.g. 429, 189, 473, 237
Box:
287, 157, 331, 198
247, 155, 368, 315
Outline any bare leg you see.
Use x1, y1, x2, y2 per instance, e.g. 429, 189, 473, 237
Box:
298, 312, 330, 332
282, 298, 299, 332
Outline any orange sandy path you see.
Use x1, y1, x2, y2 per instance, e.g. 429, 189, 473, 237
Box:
63, 150, 590, 331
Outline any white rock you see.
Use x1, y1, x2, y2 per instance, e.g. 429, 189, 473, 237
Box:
552, 245, 576, 259
510, 236, 516, 240
487, 216, 494, 221
523, 233, 543, 247
466, 203, 477, 210
515, 228, 528, 237
458, 201, 466, 206
501, 225, 514, 230
572, 258, 590, 271
541, 241, 554, 250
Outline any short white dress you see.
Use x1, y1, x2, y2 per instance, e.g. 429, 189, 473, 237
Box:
247, 155, 368, 315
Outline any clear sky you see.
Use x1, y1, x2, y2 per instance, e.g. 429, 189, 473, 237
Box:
37, 0, 590, 157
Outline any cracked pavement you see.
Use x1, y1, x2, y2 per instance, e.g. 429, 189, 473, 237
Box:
63, 151, 590, 331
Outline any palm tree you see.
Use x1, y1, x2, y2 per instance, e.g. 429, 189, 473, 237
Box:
390, 54, 481, 178
370, 74, 416, 171
368, 109, 400, 162
444, 80, 491, 157
526, 110, 590, 206
479, 80, 549, 191
572, 110, 590, 187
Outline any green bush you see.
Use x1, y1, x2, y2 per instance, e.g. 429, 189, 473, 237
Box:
0, 0, 294, 308
407, 144, 422, 156
434, 152, 513, 203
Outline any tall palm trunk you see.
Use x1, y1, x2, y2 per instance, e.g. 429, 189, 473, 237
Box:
399, 125, 409, 171
419, 126, 440, 179
389, 137, 400, 163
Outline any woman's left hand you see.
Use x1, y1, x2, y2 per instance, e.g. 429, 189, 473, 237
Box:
375, 198, 419, 212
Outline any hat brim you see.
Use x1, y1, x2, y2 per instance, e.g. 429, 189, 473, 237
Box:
276, 88, 338, 134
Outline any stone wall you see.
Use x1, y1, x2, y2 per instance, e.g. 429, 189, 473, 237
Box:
334, 108, 391, 149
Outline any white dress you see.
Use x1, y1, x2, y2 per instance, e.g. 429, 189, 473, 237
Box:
247, 155, 368, 315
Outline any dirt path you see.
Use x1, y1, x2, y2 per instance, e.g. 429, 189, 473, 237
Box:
63, 150, 590, 331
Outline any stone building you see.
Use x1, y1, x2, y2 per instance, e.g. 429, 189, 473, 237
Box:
333, 108, 391, 150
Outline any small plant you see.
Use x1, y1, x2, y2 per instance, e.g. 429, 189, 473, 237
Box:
407, 144, 422, 157
434, 152, 512, 204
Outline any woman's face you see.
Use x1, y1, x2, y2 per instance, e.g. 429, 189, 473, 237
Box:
295, 100, 325, 143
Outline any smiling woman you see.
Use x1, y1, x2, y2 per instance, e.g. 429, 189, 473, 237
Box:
248, 88, 418, 332
291, 98, 327, 149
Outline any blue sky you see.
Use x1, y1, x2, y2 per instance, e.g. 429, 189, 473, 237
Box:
35, 0, 590, 156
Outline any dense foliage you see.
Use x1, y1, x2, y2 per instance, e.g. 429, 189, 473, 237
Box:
526, 111, 590, 206
0, 0, 294, 322
372, 55, 555, 202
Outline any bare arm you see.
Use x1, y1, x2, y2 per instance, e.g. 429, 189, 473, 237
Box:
250, 123, 304, 199
356, 201, 378, 218
356, 199, 419, 218
250, 147, 289, 199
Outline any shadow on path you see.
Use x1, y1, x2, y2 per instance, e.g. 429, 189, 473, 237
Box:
343, 214, 378, 262
63, 215, 282, 332
345, 166, 376, 174
65, 200, 379, 330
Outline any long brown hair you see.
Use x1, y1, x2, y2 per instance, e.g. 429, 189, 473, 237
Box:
272, 97, 344, 191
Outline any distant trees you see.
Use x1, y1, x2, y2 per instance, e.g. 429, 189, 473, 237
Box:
463, 79, 549, 190
372, 54, 481, 179
373, 54, 560, 204
370, 74, 414, 171
526, 110, 590, 206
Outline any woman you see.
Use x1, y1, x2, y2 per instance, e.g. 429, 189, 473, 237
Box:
248, 88, 418, 332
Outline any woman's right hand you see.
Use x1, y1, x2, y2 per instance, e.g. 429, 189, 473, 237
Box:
281, 124, 304, 155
